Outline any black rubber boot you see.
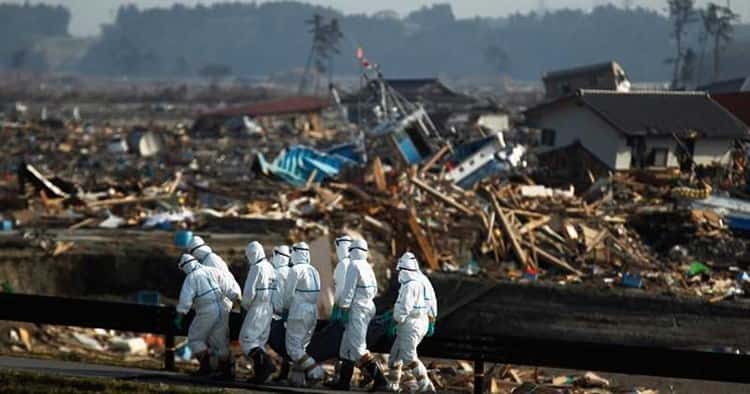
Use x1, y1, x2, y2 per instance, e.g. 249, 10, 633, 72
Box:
248, 348, 275, 384
364, 359, 389, 392
192, 353, 212, 377
213, 358, 235, 380
326, 359, 354, 390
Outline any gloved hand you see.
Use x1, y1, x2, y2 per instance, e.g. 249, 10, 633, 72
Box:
330, 305, 342, 322
173, 314, 184, 330
281, 309, 289, 322
387, 319, 398, 338
427, 318, 436, 337
383, 310, 397, 338
341, 308, 350, 324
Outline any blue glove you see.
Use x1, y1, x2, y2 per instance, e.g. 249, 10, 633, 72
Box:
341, 308, 350, 323
427, 319, 435, 337
173, 314, 184, 330
330, 305, 342, 322
281, 309, 289, 322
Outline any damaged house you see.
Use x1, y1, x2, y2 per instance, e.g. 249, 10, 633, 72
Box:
525, 90, 749, 174
543, 61, 631, 100
343, 78, 477, 124
192, 96, 330, 137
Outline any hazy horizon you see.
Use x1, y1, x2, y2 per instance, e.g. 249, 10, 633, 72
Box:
6, 0, 750, 37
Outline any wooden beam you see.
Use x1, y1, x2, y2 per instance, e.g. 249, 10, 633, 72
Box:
372, 156, 387, 192
418, 144, 452, 177
518, 215, 551, 235
520, 239, 583, 276
410, 177, 474, 216
407, 207, 440, 270
490, 193, 528, 268
86, 194, 172, 208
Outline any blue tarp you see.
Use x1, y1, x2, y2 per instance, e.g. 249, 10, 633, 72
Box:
260, 145, 360, 187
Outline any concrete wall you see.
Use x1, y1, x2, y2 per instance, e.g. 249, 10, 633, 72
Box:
533, 102, 631, 170
693, 138, 733, 166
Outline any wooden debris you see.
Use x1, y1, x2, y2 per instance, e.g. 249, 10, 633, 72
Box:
407, 207, 439, 270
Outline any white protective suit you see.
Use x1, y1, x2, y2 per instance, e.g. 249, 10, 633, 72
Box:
333, 235, 352, 304
176, 254, 241, 358
239, 241, 277, 355
188, 236, 241, 312
283, 242, 324, 384
337, 239, 378, 362
388, 252, 435, 392
419, 272, 437, 321
271, 245, 291, 315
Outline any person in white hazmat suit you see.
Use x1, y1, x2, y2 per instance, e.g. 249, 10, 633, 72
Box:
327, 235, 351, 385
387, 252, 436, 392
188, 236, 241, 312
282, 242, 325, 386
331, 235, 352, 320
328, 239, 389, 390
175, 254, 241, 378
270, 245, 292, 381
239, 241, 277, 383
187, 235, 241, 376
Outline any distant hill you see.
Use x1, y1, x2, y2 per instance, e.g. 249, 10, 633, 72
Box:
0, 3, 70, 72
4, 1, 750, 83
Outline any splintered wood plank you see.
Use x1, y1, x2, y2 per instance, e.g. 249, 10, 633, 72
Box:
408, 207, 439, 270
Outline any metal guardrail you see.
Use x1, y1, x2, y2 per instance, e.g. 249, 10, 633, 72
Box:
2, 292, 750, 392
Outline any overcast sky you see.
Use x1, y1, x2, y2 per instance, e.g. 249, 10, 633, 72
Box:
9, 0, 750, 37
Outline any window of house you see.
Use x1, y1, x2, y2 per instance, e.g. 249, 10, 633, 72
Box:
648, 148, 669, 167
541, 129, 556, 146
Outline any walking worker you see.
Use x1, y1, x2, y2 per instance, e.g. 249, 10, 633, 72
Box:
328, 239, 388, 390
387, 252, 436, 392
282, 242, 325, 386
188, 235, 241, 313
239, 241, 277, 383
330, 234, 353, 322
175, 253, 241, 379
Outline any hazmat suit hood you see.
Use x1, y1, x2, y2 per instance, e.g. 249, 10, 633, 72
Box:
187, 235, 212, 260
290, 242, 310, 266
348, 239, 369, 262
177, 253, 200, 275
245, 241, 266, 266
335, 235, 352, 262
272, 245, 291, 269
397, 252, 421, 284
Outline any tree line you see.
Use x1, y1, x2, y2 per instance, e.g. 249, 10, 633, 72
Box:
2, 2, 748, 84
0, 3, 70, 72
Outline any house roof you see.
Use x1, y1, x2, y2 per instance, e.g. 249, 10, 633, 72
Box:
526, 89, 749, 139
344, 78, 477, 105
712, 92, 750, 129
697, 77, 750, 94
199, 96, 330, 118
543, 61, 621, 81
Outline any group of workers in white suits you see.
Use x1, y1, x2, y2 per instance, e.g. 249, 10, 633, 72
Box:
174, 233, 437, 392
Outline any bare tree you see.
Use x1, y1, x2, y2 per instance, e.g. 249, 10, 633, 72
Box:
299, 14, 344, 94
667, 0, 697, 89
701, 3, 739, 81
